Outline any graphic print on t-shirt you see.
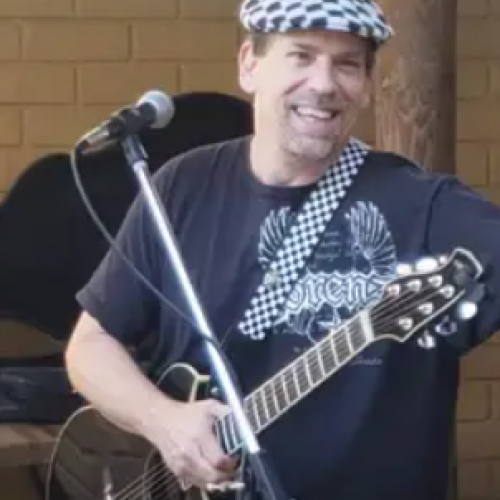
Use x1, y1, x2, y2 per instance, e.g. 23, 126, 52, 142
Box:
258, 201, 398, 344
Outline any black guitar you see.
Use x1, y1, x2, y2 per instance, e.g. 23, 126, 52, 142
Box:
44, 247, 484, 500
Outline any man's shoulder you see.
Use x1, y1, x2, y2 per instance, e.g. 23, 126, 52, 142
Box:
366, 147, 451, 187
155, 135, 249, 179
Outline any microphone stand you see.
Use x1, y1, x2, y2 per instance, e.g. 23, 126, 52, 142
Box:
120, 134, 290, 500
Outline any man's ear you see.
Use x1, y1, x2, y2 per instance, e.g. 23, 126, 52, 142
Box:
238, 40, 258, 95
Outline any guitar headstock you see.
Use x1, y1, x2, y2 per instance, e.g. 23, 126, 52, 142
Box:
372, 247, 485, 346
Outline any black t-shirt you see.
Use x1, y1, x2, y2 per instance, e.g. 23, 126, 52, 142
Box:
77, 136, 500, 500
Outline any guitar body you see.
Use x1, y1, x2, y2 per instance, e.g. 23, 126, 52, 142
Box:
44, 248, 485, 500
44, 363, 212, 500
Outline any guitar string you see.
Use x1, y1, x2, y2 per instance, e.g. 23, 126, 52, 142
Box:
101, 283, 450, 500
101, 284, 453, 500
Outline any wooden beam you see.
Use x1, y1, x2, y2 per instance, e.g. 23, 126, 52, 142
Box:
373, 0, 457, 173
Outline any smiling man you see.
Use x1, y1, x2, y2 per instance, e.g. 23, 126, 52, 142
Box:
65, 2, 500, 500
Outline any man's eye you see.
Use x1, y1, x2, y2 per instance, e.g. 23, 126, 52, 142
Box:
288, 51, 312, 63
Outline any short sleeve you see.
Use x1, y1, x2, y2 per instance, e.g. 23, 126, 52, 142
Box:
76, 161, 178, 346
426, 177, 500, 353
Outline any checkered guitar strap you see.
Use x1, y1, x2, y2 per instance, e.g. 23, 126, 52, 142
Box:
238, 137, 370, 340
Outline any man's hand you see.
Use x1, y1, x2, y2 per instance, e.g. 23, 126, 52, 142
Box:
145, 398, 237, 489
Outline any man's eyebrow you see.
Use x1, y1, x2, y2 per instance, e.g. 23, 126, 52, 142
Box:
290, 42, 365, 58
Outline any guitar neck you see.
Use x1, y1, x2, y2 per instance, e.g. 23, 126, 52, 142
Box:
215, 311, 374, 455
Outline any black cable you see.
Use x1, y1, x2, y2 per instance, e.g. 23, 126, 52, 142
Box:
69, 141, 245, 402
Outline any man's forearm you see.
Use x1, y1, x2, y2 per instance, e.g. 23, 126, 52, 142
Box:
65, 323, 177, 439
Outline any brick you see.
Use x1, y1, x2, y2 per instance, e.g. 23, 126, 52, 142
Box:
486, 61, 500, 98
457, 461, 491, 499
0, 148, 25, 190
487, 145, 500, 184
457, 60, 488, 98
22, 105, 121, 147
0, 0, 72, 17
491, 462, 500, 498
78, 63, 178, 104
456, 142, 488, 186
457, 19, 500, 58
489, 0, 500, 16
457, 421, 500, 459
461, 343, 500, 379
179, 0, 239, 19
490, 382, 500, 418
0, 23, 21, 60
22, 21, 129, 61
180, 62, 242, 96
457, 381, 491, 420
132, 21, 239, 61
6, 146, 64, 186
0, 108, 21, 146
0, 147, 59, 190
0, 64, 75, 104
457, 101, 500, 140
75, 0, 177, 17
458, 0, 489, 17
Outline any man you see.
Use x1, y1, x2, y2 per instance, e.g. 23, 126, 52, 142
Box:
65, 1, 500, 499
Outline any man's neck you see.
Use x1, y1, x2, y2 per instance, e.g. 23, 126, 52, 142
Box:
249, 136, 343, 188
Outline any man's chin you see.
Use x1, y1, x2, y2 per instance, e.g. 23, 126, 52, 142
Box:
286, 136, 340, 164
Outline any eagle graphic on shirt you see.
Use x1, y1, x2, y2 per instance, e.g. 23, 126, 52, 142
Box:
258, 201, 397, 344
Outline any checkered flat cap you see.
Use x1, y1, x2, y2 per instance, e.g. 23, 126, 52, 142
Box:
240, 0, 393, 47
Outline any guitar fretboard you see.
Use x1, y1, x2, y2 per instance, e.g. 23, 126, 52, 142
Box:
214, 312, 373, 454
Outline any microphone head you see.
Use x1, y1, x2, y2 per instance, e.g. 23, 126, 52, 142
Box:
137, 89, 175, 129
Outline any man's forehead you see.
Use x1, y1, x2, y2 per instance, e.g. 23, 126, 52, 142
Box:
275, 31, 370, 53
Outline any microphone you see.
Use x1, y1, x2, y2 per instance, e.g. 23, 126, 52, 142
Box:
77, 89, 175, 154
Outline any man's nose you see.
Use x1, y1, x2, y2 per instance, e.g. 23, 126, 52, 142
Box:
308, 63, 340, 94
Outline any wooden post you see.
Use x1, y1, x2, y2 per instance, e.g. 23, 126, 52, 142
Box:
373, 2, 458, 499
373, 0, 457, 173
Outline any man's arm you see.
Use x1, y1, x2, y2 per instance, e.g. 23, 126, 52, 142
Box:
66, 311, 176, 436
65, 187, 177, 435
65, 160, 235, 487
426, 176, 500, 353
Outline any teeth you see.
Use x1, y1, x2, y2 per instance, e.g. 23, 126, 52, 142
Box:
295, 106, 334, 120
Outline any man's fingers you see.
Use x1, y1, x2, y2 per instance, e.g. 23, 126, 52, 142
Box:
200, 435, 237, 472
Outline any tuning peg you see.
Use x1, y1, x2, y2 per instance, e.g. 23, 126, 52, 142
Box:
438, 255, 448, 265
417, 330, 436, 349
396, 263, 413, 276
415, 257, 440, 273
455, 301, 478, 321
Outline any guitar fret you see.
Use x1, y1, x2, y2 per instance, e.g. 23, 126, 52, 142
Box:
306, 349, 323, 385
215, 418, 230, 454
281, 372, 290, 405
297, 358, 310, 394
263, 383, 278, 420
245, 399, 259, 431
272, 375, 287, 414
225, 415, 238, 452
322, 336, 337, 372
290, 366, 300, 401
333, 329, 351, 363
213, 315, 373, 456
350, 325, 366, 351
316, 346, 326, 378
249, 394, 263, 429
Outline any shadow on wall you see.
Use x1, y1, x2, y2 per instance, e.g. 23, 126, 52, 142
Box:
0, 92, 254, 345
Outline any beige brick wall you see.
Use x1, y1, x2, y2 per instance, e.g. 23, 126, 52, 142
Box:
1, 0, 500, 498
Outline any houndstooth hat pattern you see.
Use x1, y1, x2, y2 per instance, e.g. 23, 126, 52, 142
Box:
240, 0, 393, 48
238, 137, 369, 340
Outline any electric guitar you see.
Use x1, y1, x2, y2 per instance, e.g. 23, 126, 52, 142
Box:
44, 247, 485, 500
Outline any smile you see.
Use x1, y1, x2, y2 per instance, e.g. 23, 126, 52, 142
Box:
292, 105, 340, 122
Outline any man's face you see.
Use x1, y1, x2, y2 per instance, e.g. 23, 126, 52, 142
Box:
238, 30, 373, 165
